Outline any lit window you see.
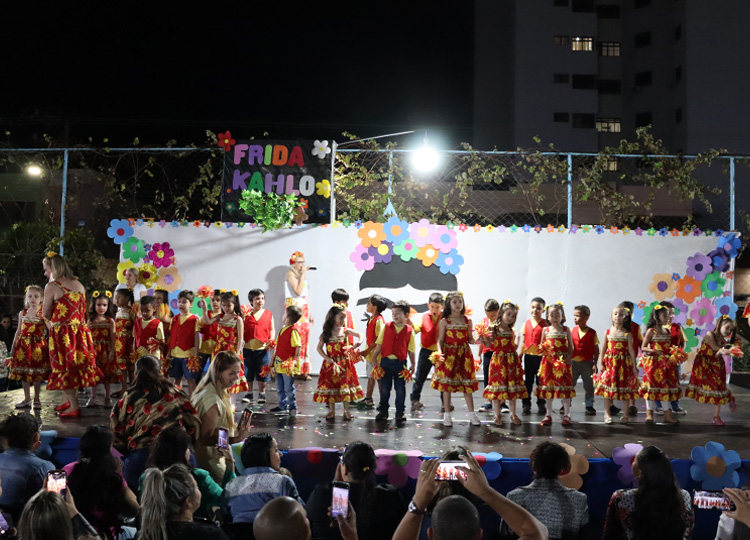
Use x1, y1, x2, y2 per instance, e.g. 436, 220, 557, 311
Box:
571, 37, 594, 51
604, 158, 619, 171
599, 41, 621, 56
596, 117, 622, 133
554, 35, 570, 45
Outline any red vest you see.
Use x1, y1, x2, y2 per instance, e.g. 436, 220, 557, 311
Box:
276, 324, 299, 361
202, 311, 217, 340
669, 323, 684, 347
346, 310, 355, 345
134, 318, 161, 349
380, 322, 413, 360
572, 326, 597, 362
420, 313, 441, 349
523, 319, 547, 352
169, 314, 198, 351
631, 321, 643, 353
244, 309, 273, 342
366, 314, 384, 346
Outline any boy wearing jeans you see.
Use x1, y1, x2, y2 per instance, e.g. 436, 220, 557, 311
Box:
167, 290, 201, 396
373, 301, 416, 423
270, 306, 302, 416
409, 292, 444, 410
519, 297, 547, 415
570, 305, 599, 416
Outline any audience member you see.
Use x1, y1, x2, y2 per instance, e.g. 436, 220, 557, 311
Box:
254, 496, 359, 540
392, 456, 547, 540
506, 442, 588, 540
603, 445, 693, 540
717, 487, 750, 540
139, 425, 236, 521
139, 464, 229, 540
192, 351, 251, 483
17, 488, 99, 540
110, 355, 200, 491
307, 441, 406, 540
222, 433, 303, 524
64, 424, 140, 539
0, 412, 55, 522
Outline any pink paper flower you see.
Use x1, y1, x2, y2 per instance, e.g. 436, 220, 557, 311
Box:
429, 225, 458, 253
350, 244, 375, 271
148, 242, 175, 268
689, 297, 717, 328
374, 449, 423, 487
410, 219, 436, 248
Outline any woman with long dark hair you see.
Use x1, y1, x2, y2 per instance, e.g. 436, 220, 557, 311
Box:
603, 445, 693, 540
306, 441, 406, 540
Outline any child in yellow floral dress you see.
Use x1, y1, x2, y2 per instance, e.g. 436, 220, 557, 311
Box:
8, 285, 49, 409
639, 305, 681, 424
536, 303, 575, 426
87, 290, 118, 407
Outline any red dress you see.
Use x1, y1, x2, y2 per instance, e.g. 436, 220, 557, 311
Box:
431, 316, 478, 394
639, 332, 681, 401
536, 327, 575, 399
89, 318, 121, 383
313, 335, 364, 403
482, 329, 528, 401
685, 339, 735, 405
595, 330, 639, 400
115, 309, 135, 369
213, 316, 248, 394
47, 282, 102, 390
9, 308, 50, 382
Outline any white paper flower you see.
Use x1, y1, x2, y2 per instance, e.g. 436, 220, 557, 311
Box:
312, 140, 331, 159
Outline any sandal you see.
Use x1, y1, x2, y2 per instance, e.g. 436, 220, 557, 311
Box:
343, 411, 353, 421
619, 414, 629, 424
492, 415, 503, 426
713, 416, 725, 426
14, 400, 31, 409
604, 416, 613, 424
562, 415, 572, 426
540, 415, 552, 426
511, 414, 522, 426
32, 401, 42, 410
325, 411, 335, 420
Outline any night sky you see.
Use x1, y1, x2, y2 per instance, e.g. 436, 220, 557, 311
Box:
1, 3, 475, 149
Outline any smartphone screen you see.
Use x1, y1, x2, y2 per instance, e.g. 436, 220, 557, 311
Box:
693, 490, 735, 511
47, 469, 67, 496
241, 408, 252, 425
0, 512, 9, 533
435, 461, 469, 481
331, 482, 350, 518
217, 427, 229, 449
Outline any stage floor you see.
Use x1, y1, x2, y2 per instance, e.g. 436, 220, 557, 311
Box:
3, 379, 749, 459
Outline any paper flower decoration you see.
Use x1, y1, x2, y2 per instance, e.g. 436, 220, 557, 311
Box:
197, 286, 213, 299
670, 298, 689, 325
436, 249, 464, 275
357, 222, 385, 248
557, 443, 589, 490
315, 179, 331, 198
138, 263, 158, 288
430, 225, 458, 254
689, 298, 717, 328
374, 450, 423, 487
350, 244, 376, 271
156, 267, 182, 292
690, 442, 741, 490
675, 276, 702, 304
472, 452, 503, 480
383, 216, 410, 245
106, 219, 134, 245
640, 301, 661, 326
713, 296, 739, 320
217, 131, 236, 152
717, 233, 741, 258
612, 443, 643, 487
410, 219, 436, 248
148, 242, 175, 269
701, 271, 726, 299
686, 253, 713, 281
121, 237, 146, 263
708, 248, 731, 273
116, 260, 135, 284
368, 241, 394, 264
393, 239, 419, 262
311, 140, 331, 159
416, 245, 440, 267
648, 273, 677, 301
682, 327, 699, 352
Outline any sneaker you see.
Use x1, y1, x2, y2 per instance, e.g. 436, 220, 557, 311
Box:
672, 407, 687, 415
522, 406, 531, 415
258, 393, 266, 404
469, 412, 481, 426
480, 403, 493, 411
655, 408, 664, 416
443, 413, 453, 426
375, 411, 388, 421
289, 408, 297, 417
500, 402, 510, 413
628, 406, 638, 417
537, 406, 547, 415
585, 406, 597, 416
361, 398, 375, 410
609, 405, 621, 416
269, 406, 288, 414
411, 401, 424, 410
241, 393, 254, 404
395, 412, 406, 423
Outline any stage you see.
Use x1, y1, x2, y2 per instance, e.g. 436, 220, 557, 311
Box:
4, 378, 749, 460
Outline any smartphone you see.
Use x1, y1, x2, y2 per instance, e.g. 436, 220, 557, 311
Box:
435, 461, 469, 482
693, 490, 736, 511
0, 513, 9, 534
46, 469, 67, 497
240, 408, 252, 425
331, 481, 350, 519
217, 427, 229, 449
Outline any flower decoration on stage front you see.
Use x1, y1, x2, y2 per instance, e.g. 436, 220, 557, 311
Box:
701, 271, 726, 299
369, 241, 394, 264
393, 239, 419, 262
311, 140, 331, 159
670, 228, 679, 237
570, 224, 578, 234
557, 225, 566, 233
217, 131, 236, 152
358, 222, 386, 248
635, 227, 643, 236
121, 236, 146, 263
224, 202, 236, 214
116, 260, 135, 283
374, 450, 423, 487
690, 442, 741, 490
581, 225, 591, 233
459, 223, 468, 232
170, 220, 179, 228
430, 224, 458, 253
648, 273, 677, 302
612, 443, 643, 486
315, 179, 331, 198
534, 224, 542, 234
546, 224, 555, 233
622, 226, 631, 235
156, 267, 182, 292
690, 298, 717, 328
384, 217, 410, 245
595, 225, 605, 235
148, 242, 175, 269
138, 263, 158, 289
472, 452, 503, 480
436, 249, 464, 276
610, 226, 619, 234
487, 225, 495, 232
558, 443, 589, 490
706, 248, 732, 273
107, 219, 134, 245
411, 219, 436, 247
416, 245, 440, 267
658, 228, 668, 237
675, 275, 702, 304
686, 252, 713, 281
647, 227, 656, 236
718, 232, 741, 258
350, 244, 376, 271
159, 220, 166, 228
713, 297, 739, 320
670, 298, 688, 325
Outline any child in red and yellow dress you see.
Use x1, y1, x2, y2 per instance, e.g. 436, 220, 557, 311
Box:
203, 291, 248, 402
639, 305, 682, 424
535, 304, 575, 426
86, 290, 119, 407
8, 285, 49, 409
113, 288, 135, 398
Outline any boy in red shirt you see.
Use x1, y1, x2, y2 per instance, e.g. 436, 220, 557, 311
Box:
242, 288, 274, 405
331, 289, 355, 344
359, 294, 387, 409
269, 305, 303, 416
167, 290, 200, 396
133, 296, 165, 368
373, 300, 416, 423
570, 305, 599, 416
519, 297, 547, 415
477, 299, 503, 413
409, 292, 444, 410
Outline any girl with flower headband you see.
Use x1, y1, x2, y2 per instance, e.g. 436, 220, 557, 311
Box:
8, 284, 49, 409
86, 290, 118, 407
536, 303, 575, 426
685, 316, 740, 426
285, 251, 313, 380
619, 300, 642, 419
639, 305, 682, 424
111, 288, 135, 400
154, 289, 173, 359
202, 290, 248, 402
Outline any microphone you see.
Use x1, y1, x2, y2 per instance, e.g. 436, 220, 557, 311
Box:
308, 267, 317, 271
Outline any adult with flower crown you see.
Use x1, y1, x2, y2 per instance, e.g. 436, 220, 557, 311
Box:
42, 252, 102, 417
285, 251, 313, 380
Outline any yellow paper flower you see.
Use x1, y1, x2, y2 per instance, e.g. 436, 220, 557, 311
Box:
316, 179, 331, 198
117, 260, 136, 284
138, 263, 158, 288
156, 267, 182, 292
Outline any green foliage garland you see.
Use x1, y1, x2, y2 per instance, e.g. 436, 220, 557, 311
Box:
238, 189, 300, 232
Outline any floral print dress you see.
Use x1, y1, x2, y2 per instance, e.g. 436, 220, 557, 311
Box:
9, 308, 50, 382
536, 328, 575, 399
431, 316, 478, 394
